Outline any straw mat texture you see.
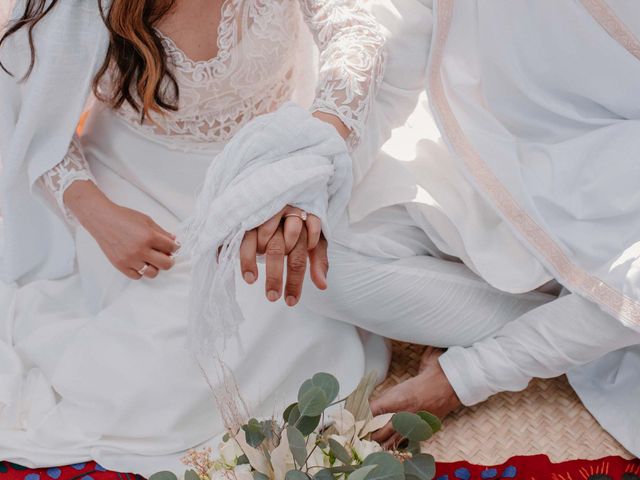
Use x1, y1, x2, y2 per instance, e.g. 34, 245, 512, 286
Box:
373, 342, 635, 464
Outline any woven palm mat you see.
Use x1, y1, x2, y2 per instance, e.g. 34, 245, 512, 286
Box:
372, 342, 635, 464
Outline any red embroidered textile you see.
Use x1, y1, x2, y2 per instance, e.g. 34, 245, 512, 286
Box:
434, 455, 640, 480
0, 455, 638, 480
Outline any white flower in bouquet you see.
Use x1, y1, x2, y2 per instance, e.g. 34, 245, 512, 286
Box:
218, 438, 245, 468
169, 372, 441, 480
209, 464, 253, 480
304, 433, 331, 475
352, 438, 383, 462
269, 427, 295, 479
329, 407, 357, 438
328, 434, 349, 451
231, 465, 253, 480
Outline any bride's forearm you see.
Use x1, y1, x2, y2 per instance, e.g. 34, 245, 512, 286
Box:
63, 179, 116, 231
312, 111, 351, 141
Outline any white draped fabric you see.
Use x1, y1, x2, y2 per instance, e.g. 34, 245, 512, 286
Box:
418, 0, 640, 456
346, 0, 640, 456
427, 0, 640, 330
2, 0, 640, 469
0, 0, 393, 474
0, 105, 380, 474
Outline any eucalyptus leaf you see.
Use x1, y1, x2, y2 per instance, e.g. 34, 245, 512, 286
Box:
328, 438, 352, 465
285, 470, 311, 480
289, 404, 322, 436
348, 465, 379, 480
298, 373, 340, 406
406, 440, 421, 455
149, 472, 178, 480
404, 453, 436, 480
299, 386, 329, 417
361, 452, 404, 480
311, 373, 340, 404
416, 412, 442, 435
242, 421, 266, 448
287, 426, 308, 468
184, 470, 199, 480
253, 473, 270, 480
321, 466, 356, 475
259, 419, 280, 446
391, 412, 433, 442
312, 469, 335, 480
237, 454, 250, 465
283, 402, 298, 423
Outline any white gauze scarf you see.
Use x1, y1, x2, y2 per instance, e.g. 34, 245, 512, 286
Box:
181, 102, 353, 359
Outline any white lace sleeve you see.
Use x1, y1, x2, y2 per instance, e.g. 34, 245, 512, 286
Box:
300, 0, 386, 149
39, 134, 96, 221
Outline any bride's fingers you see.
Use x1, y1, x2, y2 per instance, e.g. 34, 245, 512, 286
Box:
130, 263, 159, 280
285, 228, 308, 307
309, 236, 329, 290
240, 229, 258, 284
149, 221, 177, 241
151, 232, 180, 255
146, 250, 175, 271
257, 210, 284, 254
265, 225, 285, 302
306, 214, 322, 250
142, 264, 160, 279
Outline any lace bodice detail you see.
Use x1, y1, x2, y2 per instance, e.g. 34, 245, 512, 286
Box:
40, 0, 386, 217
110, 0, 302, 150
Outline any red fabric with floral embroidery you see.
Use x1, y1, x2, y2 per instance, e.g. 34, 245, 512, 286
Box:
0, 456, 638, 480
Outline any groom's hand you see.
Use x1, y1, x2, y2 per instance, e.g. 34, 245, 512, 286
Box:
239, 221, 329, 307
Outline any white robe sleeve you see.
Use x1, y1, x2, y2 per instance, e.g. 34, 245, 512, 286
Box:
299, 0, 386, 149
38, 134, 96, 222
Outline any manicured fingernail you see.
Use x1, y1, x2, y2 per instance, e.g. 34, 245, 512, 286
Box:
243, 272, 256, 284
175, 240, 182, 247
267, 290, 279, 302
286, 296, 297, 307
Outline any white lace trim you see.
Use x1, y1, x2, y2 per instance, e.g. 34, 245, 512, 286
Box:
303, 0, 387, 149
109, 0, 300, 149
106, 0, 384, 150
39, 134, 95, 221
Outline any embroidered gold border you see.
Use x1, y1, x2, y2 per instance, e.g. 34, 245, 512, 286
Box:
428, 0, 640, 327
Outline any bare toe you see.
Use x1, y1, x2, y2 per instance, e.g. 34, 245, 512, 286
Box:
370, 379, 420, 416
419, 346, 445, 372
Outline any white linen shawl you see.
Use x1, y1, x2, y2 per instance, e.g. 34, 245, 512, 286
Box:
181, 102, 352, 354
0, 0, 109, 283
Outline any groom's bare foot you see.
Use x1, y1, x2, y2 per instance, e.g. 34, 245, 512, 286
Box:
370, 347, 461, 448
419, 346, 444, 372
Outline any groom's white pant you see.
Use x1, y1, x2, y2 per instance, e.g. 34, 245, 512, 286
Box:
302, 206, 640, 406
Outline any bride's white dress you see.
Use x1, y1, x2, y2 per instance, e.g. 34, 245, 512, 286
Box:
0, 1, 389, 475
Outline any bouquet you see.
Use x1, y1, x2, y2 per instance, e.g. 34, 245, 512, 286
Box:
151, 372, 441, 480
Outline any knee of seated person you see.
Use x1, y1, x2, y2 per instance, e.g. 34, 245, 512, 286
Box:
302, 247, 384, 320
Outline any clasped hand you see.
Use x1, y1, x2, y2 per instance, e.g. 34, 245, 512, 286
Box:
239, 205, 329, 307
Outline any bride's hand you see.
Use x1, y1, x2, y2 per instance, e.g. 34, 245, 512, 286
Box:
64, 180, 180, 280
239, 206, 328, 306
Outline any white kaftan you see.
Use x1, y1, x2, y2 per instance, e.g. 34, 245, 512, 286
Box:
341, 0, 640, 457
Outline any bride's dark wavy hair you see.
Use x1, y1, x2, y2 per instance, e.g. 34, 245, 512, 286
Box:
0, 0, 179, 118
